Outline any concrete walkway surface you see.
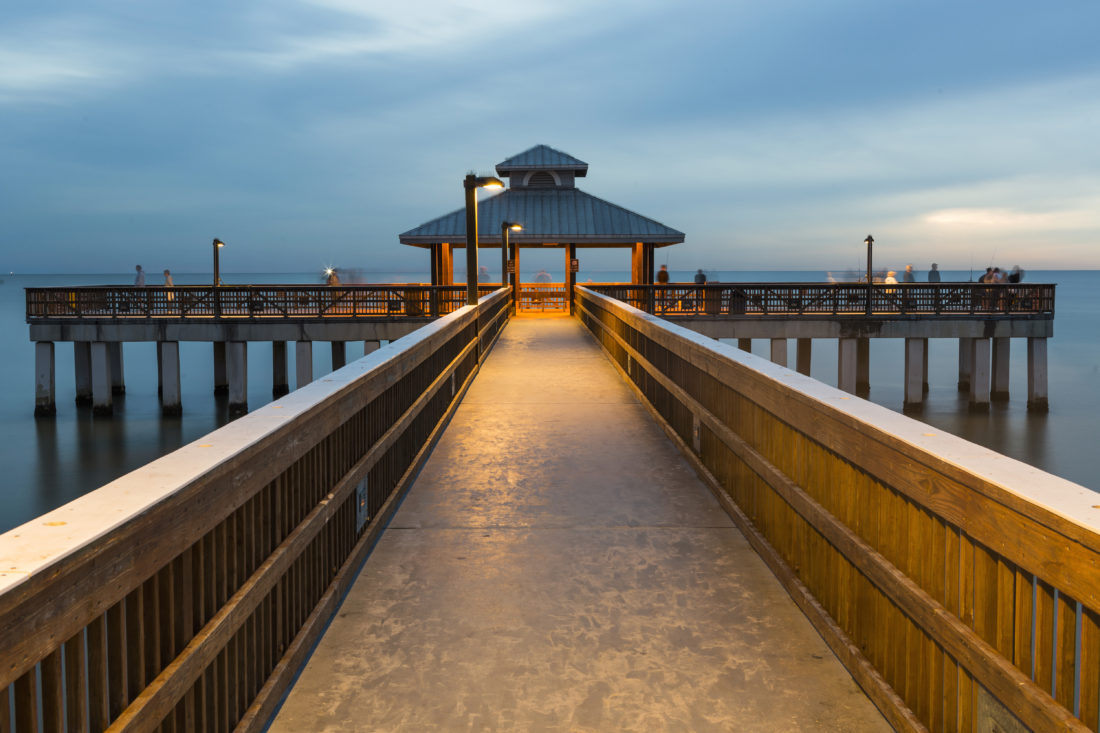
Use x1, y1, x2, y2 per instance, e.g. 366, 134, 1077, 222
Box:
270, 316, 890, 732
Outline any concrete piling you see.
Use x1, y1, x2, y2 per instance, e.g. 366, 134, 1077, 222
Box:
273, 341, 289, 397
331, 341, 346, 371
74, 341, 92, 406
227, 341, 248, 417
91, 342, 113, 416
159, 341, 182, 416
295, 341, 313, 389
991, 337, 1011, 401
969, 338, 991, 411
34, 342, 56, 417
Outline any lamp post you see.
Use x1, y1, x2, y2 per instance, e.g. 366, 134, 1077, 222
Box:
213, 238, 225, 286
501, 221, 522, 307
463, 174, 504, 306
864, 234, 874, 315
213, 237, 225, 317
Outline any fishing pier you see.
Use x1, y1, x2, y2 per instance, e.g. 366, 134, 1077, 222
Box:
5, 145, 1077, 731
2, 286, 1093, 732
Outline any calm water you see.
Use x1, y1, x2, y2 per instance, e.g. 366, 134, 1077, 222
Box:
2, 269, 1097, 533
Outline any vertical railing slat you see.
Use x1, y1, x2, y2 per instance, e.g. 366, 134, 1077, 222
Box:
13, 669, 37, 733
1055, 592, 1077, 711
1035, 580, 1056, 693
87, 615, 109, 732
41, 650, 63, 733
1079, 607, 1100, 729
64, 631, 88, 733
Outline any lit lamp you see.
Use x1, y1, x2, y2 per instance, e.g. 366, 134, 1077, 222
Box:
501, 221, 522, 302
463, 174, 504, 305
864, 234, 874, 315
213, 238, 225, 287
213, 237, 225, 318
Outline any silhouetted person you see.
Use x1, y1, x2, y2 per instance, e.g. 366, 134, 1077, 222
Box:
903, 264, 915, 283
694, 269, 707, 284
928, 263, 941, 283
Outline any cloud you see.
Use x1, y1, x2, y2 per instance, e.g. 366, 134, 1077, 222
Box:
229, 0, 623, 70
0, 17, 133, 104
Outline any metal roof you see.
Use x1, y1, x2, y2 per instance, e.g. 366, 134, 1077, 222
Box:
399, 188, 684, 247
495, 144, 588, 177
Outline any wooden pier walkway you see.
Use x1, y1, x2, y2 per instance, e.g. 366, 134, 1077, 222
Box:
270, 316, 890, 731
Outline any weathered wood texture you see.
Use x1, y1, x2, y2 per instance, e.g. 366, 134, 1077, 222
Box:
0, 290, 510, 732
576, 286, 1093, 733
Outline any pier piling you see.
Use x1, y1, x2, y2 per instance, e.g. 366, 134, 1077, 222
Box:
34, 342, 56, 417
969, 338, 991, 411
272, 341, 289, 397
992, 337, 1011, 401
74, 341, 92, 406
1027, 337, 1049, 412
227, 341, 248, 417
796, 338, 812, 375
159, 341, 182, 416
331, 341, 346, 371
213, 341, 228, 395
91, 341, 113, 416
295, 341, 313, 389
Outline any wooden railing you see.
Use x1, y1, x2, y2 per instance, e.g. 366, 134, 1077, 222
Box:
586, 282, 1056, 317
0, 289, 510, 732
25, 284, 500, 321
576, 286, 1093, 732
517, 283, 568, 312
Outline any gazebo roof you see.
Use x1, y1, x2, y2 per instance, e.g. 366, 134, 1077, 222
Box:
495, 144, 588, 177
399, 188, 684, 248
399, 146, 684, 248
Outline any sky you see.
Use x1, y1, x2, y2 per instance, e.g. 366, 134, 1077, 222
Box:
2, 0, 1099, 275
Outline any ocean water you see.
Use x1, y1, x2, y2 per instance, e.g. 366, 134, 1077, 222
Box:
1, 269, 1097, 533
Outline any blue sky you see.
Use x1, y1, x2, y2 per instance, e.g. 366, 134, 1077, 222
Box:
2, 0, 1098, 275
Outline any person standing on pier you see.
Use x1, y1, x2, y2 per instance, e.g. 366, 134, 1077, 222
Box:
928, 263, 941, 282
134, 264, 145, 287
163, 269, 175, 302
903, 264, 915, 283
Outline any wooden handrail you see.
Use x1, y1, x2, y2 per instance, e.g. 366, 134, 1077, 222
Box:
585, 282, 1056, 317
0, 289, 511, 731
576, 285, 1092, 732
25, 284, 500, 321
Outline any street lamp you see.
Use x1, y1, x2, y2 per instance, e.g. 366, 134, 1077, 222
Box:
213, 237, 226, 318
463, 174, 504, 306
213, 238, 225, 287
864, 234, 874, 315
501, 221, 522, 304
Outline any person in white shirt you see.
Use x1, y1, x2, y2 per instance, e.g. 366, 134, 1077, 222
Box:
134, 265, 145, 287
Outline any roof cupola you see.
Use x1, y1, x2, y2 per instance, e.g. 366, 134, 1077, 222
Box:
495, 144, 588, 190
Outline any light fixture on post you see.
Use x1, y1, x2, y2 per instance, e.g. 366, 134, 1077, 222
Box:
463, 174, 504, 306
501, 221, 522, 305
213, 237, 226, 317
864, 234, 874, 315
213, 238, 225, 287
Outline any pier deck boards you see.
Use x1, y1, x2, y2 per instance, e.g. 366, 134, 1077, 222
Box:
269, 316, 890, 731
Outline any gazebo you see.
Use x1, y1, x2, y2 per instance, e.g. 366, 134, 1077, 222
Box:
399, 144, 684, 310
